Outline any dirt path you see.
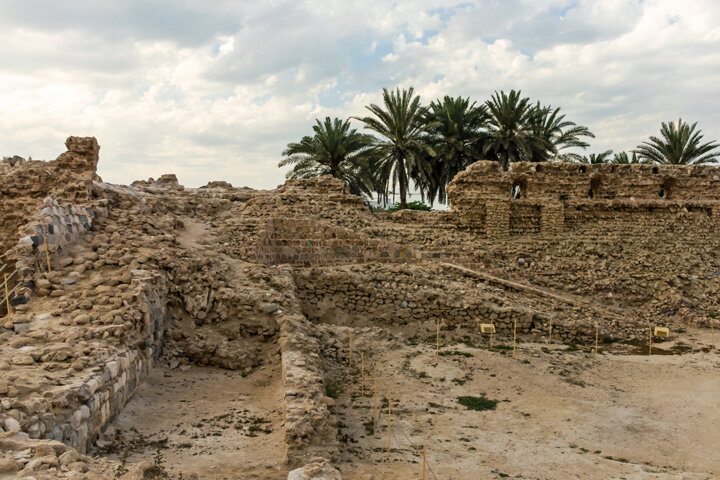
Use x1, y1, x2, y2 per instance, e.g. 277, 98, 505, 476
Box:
103, 362, 288, 479
332, 331, 720, 480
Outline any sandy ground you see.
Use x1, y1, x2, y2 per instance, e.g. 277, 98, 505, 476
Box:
102, 362, 288, 479
96, 325, 719, 480
333, 328, 720, 480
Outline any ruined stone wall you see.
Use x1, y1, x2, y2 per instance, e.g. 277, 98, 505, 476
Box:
0, 271, 167, 453
444, 160, 720, 239
448, 160, 720, 203
294, 266, 563, 337
254, 217, 417, 266
0, 137, 99, 256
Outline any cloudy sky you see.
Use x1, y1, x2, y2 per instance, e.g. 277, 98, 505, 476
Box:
1, 0, 719, 189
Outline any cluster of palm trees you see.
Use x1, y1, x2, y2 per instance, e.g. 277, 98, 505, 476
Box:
279, 87, 719, 209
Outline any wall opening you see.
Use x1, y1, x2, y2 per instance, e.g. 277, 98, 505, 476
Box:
579, 166, 587, 174
659, 188, 665, 198
587, 189, 594, 199
511, 184, 522, 199
652, 167, 659, 174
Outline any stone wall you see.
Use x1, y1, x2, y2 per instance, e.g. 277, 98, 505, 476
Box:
291, 264, 638, 343
0, 137, 99, 256
448, 160, 720, 203
254, 217, 417, 266
0, 271, 167, 453
443, 161, 720, 239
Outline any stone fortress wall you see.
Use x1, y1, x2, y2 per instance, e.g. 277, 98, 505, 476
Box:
445, 160, 720, 240
0, 137, 99, 257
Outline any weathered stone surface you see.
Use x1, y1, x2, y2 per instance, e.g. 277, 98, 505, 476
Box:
287, 460, 342, 480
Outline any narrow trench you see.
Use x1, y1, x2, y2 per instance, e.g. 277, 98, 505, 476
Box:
98, 358, 287, 479
90, 290, 289, 479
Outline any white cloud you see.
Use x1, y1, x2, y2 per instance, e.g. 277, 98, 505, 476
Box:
0, 0, 718, 189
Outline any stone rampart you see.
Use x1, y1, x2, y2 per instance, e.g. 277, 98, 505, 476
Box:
445, 161, 720, 239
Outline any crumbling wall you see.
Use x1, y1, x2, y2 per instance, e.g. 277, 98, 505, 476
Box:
449, 161, 720, 203
254, 217, 417, 266
443, 161, 720, 239
291, 264, 637, 343
0, 137, 99, 256
0, 271, 167, 453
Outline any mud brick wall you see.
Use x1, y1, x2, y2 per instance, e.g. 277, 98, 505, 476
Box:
563, 201, 719, 239
486, 201, 510, 240
0, 137, 99, 255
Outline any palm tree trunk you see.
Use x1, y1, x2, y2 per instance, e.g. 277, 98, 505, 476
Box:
398, 158, 408, 209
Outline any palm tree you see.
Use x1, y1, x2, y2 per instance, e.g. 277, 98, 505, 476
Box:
612, 151, 642, 164
636, 118, 719, 165
424, 96, 489, 204
578, 150, 613, 164
279, 117, 377, 196
483, 90, 546, 170
355, 87, 433, 209
529, 103, 595, 162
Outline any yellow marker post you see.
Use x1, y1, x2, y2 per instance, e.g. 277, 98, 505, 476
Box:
711, 319, 715, 349
548, 318, 552, 346
513, 317, 517, 356
436, 318, 440, 357
360, 352, 365, 397
3, 274, 11, 323
422, 449, 426, 480
649, 326, 652, 356
595, 323, 599, 354
373, 375, 377, 432
349, 330, 352, 369
42, 236, 51, 273
387, 397, 392, 456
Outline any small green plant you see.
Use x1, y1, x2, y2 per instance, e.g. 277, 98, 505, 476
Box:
363, 420, 375, 435
326, 379, 344, 398
452, 374, 472, 385
457, 395, 499, 411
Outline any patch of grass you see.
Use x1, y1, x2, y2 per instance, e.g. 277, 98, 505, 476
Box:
457, 395, 499, 411
452, 374, 472, 386
363, 420, 375, 436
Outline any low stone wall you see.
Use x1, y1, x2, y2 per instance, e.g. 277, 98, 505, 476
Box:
277, 310, 339, 467
255, 217, 417, 266
294, 266, 543, 332
293, 264, 648, 343
0, 271, 167, 453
